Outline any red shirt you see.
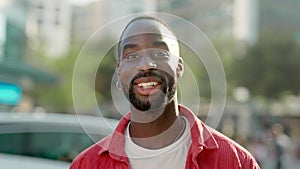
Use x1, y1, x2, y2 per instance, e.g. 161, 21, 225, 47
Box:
70, 105, 260, 169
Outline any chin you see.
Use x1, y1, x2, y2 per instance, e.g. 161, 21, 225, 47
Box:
131, 93, 169, 111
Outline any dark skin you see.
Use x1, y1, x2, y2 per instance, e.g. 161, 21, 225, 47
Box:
117, 19, 184, 149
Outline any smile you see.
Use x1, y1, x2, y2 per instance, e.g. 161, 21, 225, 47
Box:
137, 82, 158, 88
133, 76, 162, 96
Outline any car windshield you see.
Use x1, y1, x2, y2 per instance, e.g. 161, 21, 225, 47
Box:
0, 132, 101, 162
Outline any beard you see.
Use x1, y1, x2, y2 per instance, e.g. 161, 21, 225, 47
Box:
123, 70, 176, 111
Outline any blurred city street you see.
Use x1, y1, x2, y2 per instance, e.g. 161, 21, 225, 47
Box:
0, 0, 300, 168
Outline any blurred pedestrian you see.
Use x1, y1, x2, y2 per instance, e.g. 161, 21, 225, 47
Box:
271, 123, 290, 169
70, 15, 260, 169
248, 137, 268, 167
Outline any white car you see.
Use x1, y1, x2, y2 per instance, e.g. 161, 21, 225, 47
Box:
0, 112, 119, 168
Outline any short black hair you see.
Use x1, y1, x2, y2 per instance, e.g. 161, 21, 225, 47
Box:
117, 15, 177, 62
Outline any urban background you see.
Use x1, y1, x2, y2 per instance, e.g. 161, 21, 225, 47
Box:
0, 0, 299, 168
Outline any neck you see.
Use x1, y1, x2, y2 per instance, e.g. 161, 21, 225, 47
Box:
129, 99, 184, 149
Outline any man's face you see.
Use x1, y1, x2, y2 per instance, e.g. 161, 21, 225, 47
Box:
117, 19, 183, 111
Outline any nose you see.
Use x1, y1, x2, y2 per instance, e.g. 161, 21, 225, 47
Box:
136, 55, 157, 71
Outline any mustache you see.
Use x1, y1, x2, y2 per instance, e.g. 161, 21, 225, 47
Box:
131, 69, 166, 85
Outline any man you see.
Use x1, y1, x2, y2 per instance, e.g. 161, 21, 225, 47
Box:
70, 16, 260, 169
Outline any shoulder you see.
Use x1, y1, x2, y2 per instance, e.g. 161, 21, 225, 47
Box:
205, 128, 260, 168
214, 130, 251, 156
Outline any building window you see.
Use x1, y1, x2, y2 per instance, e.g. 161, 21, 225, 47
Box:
37, 18, 43, 25
35, 2, 44, 9
55, 6, 60, 12
55, 14, 60, 25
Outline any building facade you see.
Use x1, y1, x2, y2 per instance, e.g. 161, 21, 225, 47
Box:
27, 0, 71, 58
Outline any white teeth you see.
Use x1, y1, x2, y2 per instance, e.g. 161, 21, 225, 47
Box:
137, 82, 158, 88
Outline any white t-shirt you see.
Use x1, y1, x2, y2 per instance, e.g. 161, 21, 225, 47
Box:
124, 116, 191, 169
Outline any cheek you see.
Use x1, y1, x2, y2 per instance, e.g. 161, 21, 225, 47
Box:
118, 64, 138, 86
156, 61, 178, 79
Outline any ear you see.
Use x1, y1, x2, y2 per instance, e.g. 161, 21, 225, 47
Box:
176, 57, 184, 78
117, 63, 121, 78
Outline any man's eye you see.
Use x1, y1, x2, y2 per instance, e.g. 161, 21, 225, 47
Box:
126, 53, 138, 59
152, 50, 169, 58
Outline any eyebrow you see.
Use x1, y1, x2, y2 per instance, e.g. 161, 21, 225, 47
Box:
123, 43, 137, 51
122, 41, 169, 52
153, 41, 168, 48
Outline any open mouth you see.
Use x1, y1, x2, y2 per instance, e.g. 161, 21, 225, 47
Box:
137, 81, 158, 88
133, 76, 162, 96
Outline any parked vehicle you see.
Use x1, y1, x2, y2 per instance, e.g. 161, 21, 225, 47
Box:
0, 112, 119, 168
0, 153, 70, 169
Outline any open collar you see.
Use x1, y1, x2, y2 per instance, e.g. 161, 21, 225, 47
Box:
178, 105, 219, 150
98, 104, 218, 159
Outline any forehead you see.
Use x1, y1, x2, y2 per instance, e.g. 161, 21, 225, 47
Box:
119, 19, 178, 53
120, 33, 167, 49
120, 19, 175, 41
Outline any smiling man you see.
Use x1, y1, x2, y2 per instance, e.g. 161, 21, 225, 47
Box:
70, 16, 260, 169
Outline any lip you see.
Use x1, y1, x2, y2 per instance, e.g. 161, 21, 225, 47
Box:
133, 76, 162, 96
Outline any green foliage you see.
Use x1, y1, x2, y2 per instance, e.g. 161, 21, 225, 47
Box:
212, 38, 237, 95
95, 46, 117, 102
179, 38, 236, 99
34, 46, 80, 112
33, 37, 117, 113
231, 34, 300, 98
179, 42, 209, 98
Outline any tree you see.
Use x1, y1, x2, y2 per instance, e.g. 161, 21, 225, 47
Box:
33, 37, 117, 114
231, 35, 300, 98
34, 46, 80, 113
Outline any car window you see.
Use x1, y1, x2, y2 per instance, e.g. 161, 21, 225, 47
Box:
0, 132, 103, 162
0, 153, 70, 169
